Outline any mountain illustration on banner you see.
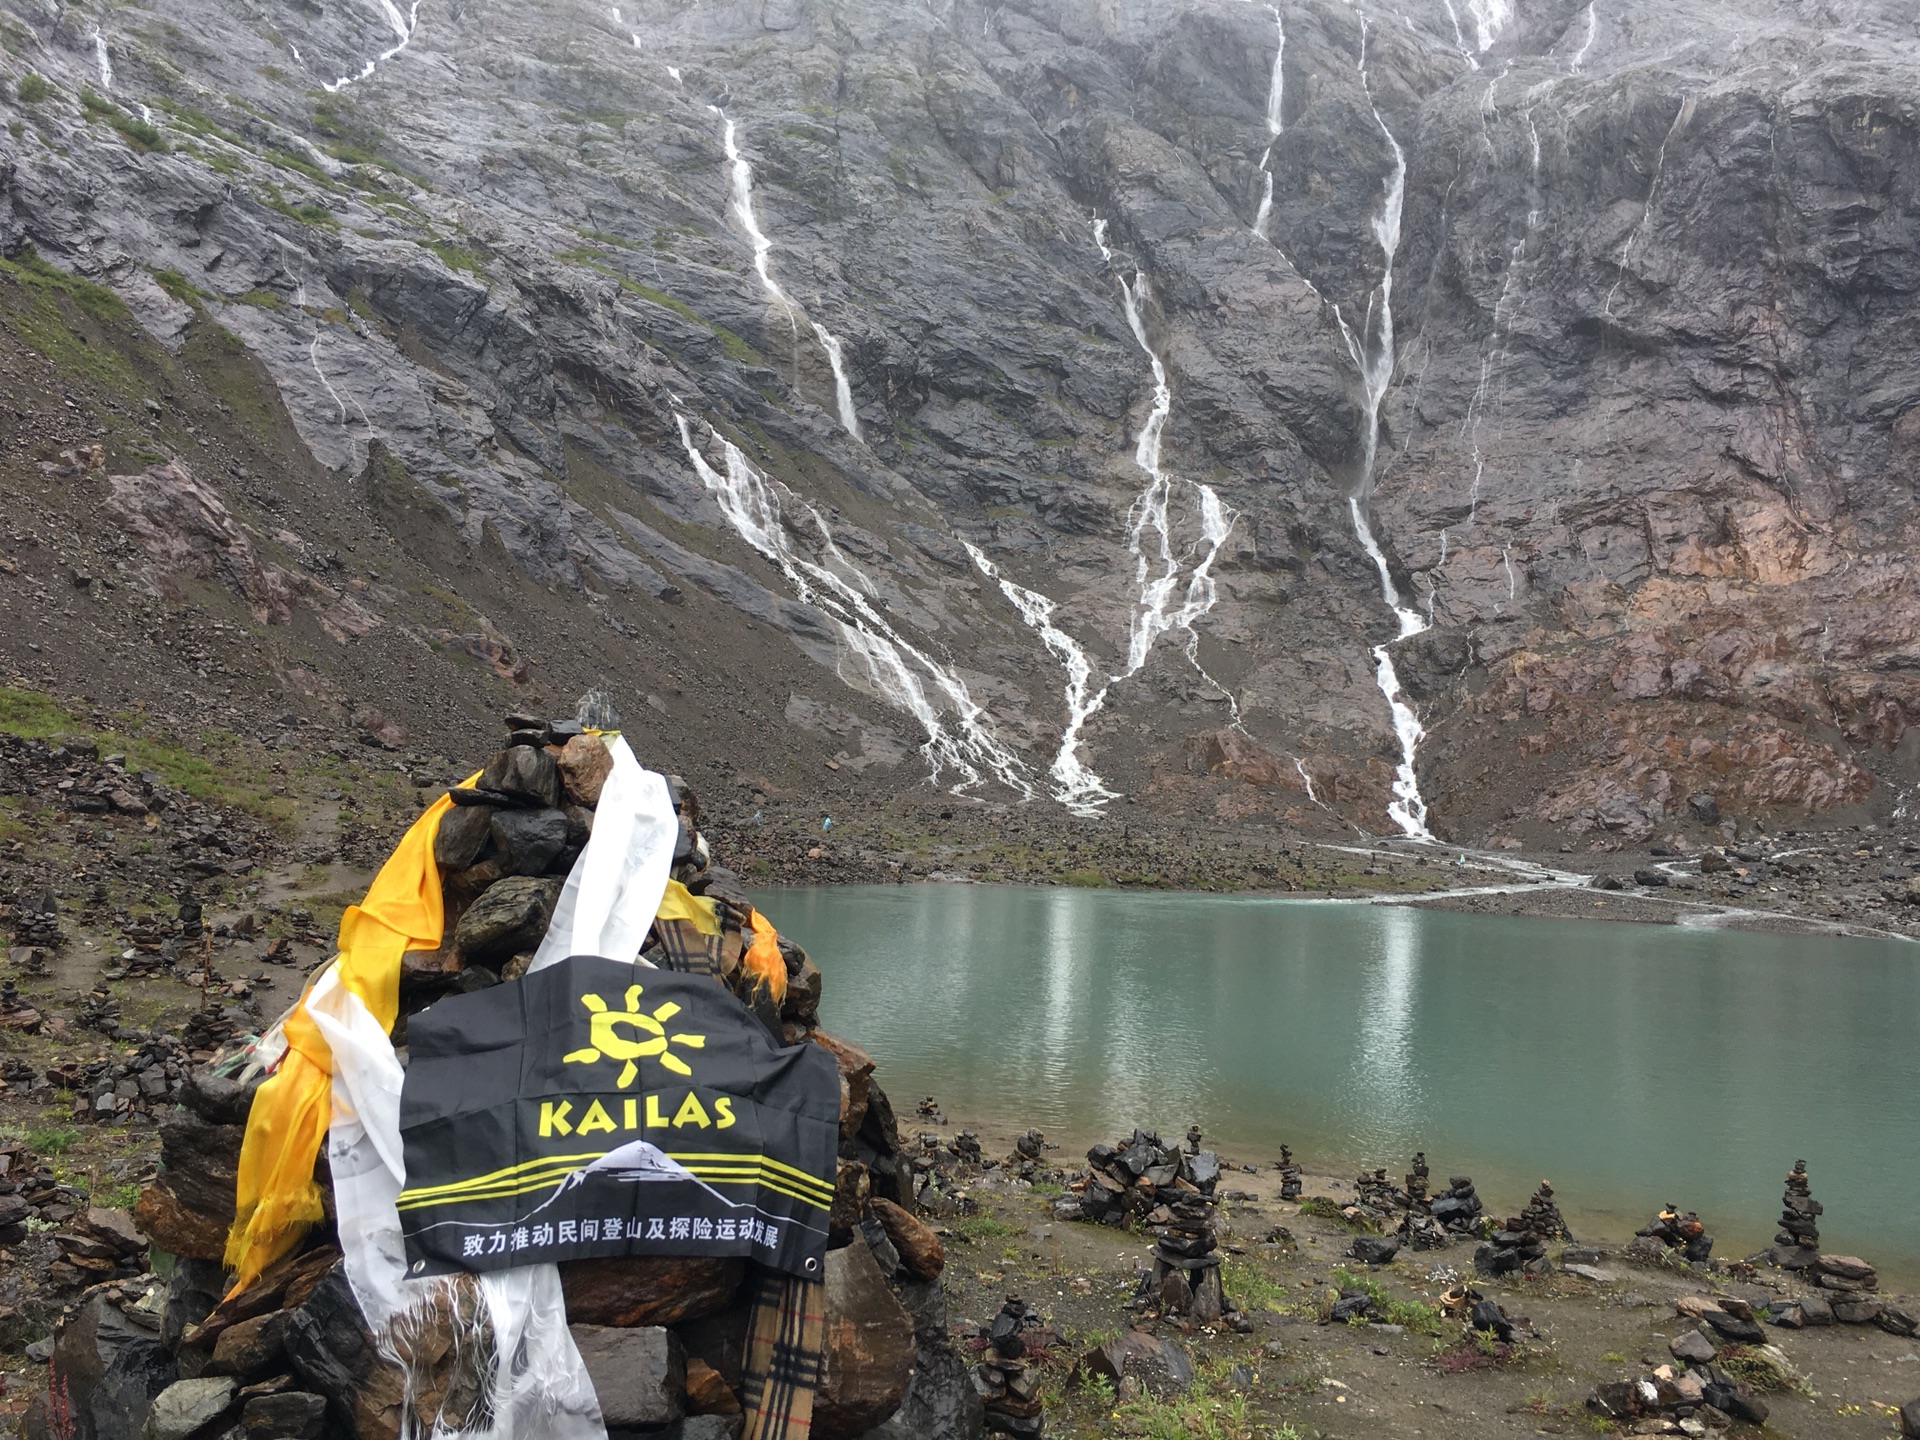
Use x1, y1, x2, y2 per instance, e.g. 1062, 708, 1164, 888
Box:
396, 954, 840, 1279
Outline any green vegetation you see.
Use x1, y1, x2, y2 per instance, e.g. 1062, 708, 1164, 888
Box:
1220, 1257, 1291, 1314
0, 246, 138, 389
152, 268, 205, 306
425, 239, 486, 277
235, 287, 285, 310
1060, 867, 1109, 888
16, 71, 51, 104
949, 1214, 1020, 1243
26, 1126, 79, 1157
80, 88, 167, 151
1296, 1195, 1374, 1230
1325, 1268, 1443, 1333
1103, 1358, 1258, 1440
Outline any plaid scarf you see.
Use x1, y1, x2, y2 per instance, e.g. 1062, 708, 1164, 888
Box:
740, 1268, 826, 1440
652, 906, 824, 1438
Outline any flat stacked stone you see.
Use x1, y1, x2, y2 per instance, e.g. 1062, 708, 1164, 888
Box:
1771, 1160, 1823, 1270
1477, 1182, 1568, 1277
1430, 1175, 1485, 1236
1273, 1145, 1303, 1203
972, 1298, 1050, 1437
1634, 1202, 1714, 1263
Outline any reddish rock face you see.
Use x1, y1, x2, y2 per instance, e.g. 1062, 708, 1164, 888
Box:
813, 1240, 915, 1440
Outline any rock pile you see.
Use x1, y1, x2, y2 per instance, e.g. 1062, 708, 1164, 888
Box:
0, 1140, 90, 1244
61, 1033, 188, 1122
1354, 1167, 1399, 1220
1067, 1128, 1212, 1228
1764, 1255, 1917, 1333
1474, 1182, 1568, 1278
1771, 1160, 1823, 1270
1000, 1129, 1049, 1183
970, 1298, 1053, 1437
1273, 1146, 1302, 1202
1632, 1203, 1714, 1263
1397, 1153, 1449, 1251
49, 1207, 149, 1290
28, 706, 973, 1440
1586, 1318, 1776, 1431
1429, 1175, 1485, 1236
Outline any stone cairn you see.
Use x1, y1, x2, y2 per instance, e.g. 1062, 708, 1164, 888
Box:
1771, 1160, 1823, 1270
1587, 1302, 1778, 1432
1475, 1182, 1568, 1278
1273, 1145, 1303, 1202
27, 704, 983, 1440
1065, 1128, 1248, 1330
1633, 1202, 1714, 1263
970, 1297, 1053, 1438
1001, 1128, 1049, 1183
1429, 1174, 1486, 1236
1398, 1153, 1449, 1251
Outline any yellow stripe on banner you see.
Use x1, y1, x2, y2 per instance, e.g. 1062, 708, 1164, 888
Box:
396, 1160, 598, 1209
669, 1152, 834, 1194
395, 1161, 833, 1215
396, 1152, 608, 1203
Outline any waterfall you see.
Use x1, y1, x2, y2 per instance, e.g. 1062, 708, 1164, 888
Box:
322, 0, 420, 93
1604, 98, 1690, 320
672, 412, 1032, 798
1461, 0, 1514, 52
810, 322, 861, 439
963, 543, 1116, 814
89, 27, 112, 89
1252, 7, 1284, 239
1568, 2, 1597, 72
711, 109, 862, 440
1463, 106, 1543, 524
1335, 19, 1434, 841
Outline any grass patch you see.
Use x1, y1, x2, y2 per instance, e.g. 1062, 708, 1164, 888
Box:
261, 185, 336, 229
235, 287, 285, 310
1325, 1267, 1444, 1332
1105, 1358, 1260, 1440
425, 239, 486, 277
1221, 1256, 1292, 1314
16, 72, 51, 105
1060, 867, 1109, 888
27, 1126, 79, 1156
152, 268, 205, 306
949, 1214, 1020, 1243
80, 89, 168, 151
1297, 1195, 1376, 1231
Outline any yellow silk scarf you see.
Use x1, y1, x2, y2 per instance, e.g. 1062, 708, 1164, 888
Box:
224, 787, 459, 1292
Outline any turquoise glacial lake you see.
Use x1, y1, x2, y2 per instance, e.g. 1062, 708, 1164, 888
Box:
767, 883, 1920, 1281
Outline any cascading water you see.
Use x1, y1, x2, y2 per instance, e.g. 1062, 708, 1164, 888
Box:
1334, 19, 1434, 841
1091, 220, 1236, 688
1252, 7, 1285, 239
89, 27, 112, 89
1463, 105, 1543, 523
711, 109, 862, 440
962, 542, 1115, 814
1604, 97, 1690, 320
323, 0, 420, 93
1461, 0, 1514, 52
671, 411, 1032, 798
1568, 2, 1597, 71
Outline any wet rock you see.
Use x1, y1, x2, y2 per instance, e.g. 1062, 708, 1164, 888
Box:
240, 1391, 327, 1439
559, 1256, 745, 1328
208, 1311, 290, 1378
432, 804, 496, 870
557, 734, 614, 807
451, 875, 561, 962
871, 1197, 943, 1281
143, 1376, 236, 1440
490, 806, 570, 876
282, 1267, 410, 1440
815, 1238, 915, 1439
32, 1286, 178, 1440
568, 1326, 684, 1428
477, 746, 561, 808
1669, 1329, 1717, 1365
1350, 1234, 1401, 1266
1700, 1308, 1766, 1345
1897, 1396, 1920, 1439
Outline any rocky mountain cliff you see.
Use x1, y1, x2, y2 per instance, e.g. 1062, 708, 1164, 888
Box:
4, 0, 1920, 847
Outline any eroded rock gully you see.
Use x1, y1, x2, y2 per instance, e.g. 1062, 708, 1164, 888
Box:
4, 0, 1920, 847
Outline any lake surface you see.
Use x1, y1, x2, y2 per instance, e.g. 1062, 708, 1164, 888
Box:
768, 884, 1920, 1281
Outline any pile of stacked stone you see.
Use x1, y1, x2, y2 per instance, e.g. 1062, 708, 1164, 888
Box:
1767, 1254, 1917, 1333
0, 978, 46, 1032
1586, 1317, 1775, 1430
62, 1033, 188, 1122
25, 704, 981, 1440
1429, 1174, 1486, 1236
49, 1207, 149, 1289
970, 1298, 1052, 1437
1354, 1167, 1400, 1220
1001, 1129, 1050, 1183
1070, 1128, 1208, 1227
1770, 1160, 1823, 1270
1475, 1182, 1568, 1278
1398, 1153, 1449, 1251
1273, 1145, 1303, 1202
1633, 1203, 1714, 1263
0, 1140, 90, 1244
4, 887, 65, 956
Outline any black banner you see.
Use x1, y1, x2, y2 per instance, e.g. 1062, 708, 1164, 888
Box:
397, 955, 839, 1279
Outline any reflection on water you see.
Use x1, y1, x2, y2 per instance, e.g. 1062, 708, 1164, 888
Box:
767, 884, 1920, 1278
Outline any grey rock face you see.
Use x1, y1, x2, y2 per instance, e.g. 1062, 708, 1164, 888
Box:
5, 0, 1920, 839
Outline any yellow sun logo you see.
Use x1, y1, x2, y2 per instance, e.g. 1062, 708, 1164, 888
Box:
563, 983, 706, 1088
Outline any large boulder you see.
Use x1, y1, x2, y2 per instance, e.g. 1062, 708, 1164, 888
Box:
559, 1255, 746, 1328
136, 1111, 243, 1260
813, 1239, 915, 1439
27, 1287, 177, 1440
568, 1325, 684, 1428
